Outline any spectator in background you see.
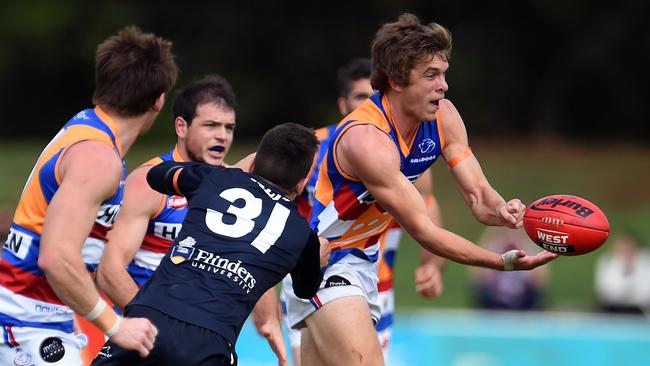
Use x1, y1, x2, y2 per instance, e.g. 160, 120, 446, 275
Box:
470, 226, 550, 310
594, 231, 650, 315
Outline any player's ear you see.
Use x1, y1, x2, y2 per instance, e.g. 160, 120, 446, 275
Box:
388, 77, 403, 93
175, 116, 188, 138
337, 96, 348, 116
153, 93, 166, 112
293, 176, 309, 197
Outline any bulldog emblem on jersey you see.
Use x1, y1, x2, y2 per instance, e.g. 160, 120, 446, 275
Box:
170, 236, 196, 264
418, 138, 436, 154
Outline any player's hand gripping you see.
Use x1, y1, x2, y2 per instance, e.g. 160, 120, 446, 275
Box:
497, 199, 526, 229
110, 317, 158, 358
319, 236, 331, 268
414, 262, 444, 298
501, 249, 558, 271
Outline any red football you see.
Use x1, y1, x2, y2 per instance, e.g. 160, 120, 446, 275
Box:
523, 195, 610, 255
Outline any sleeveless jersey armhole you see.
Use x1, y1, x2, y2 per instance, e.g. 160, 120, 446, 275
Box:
332, 122, 390, 183
54, 131, 117, 185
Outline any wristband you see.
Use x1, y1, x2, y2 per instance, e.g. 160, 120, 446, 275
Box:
83, 298, 107, 321
447, 146, 473, 169
84, 297, 120, 337
105, 316, 122, 338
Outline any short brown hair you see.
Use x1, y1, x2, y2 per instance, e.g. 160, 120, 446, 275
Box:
92, 26, 178, 117
371, 13, 452, 92
253, 123, 319, 193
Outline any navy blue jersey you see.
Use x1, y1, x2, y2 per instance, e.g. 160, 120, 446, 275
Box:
130, 162, 322, 345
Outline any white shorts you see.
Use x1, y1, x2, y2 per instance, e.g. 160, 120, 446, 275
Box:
280, 275, 302, 349
0, 325, 87, 366
284, 259, 380, 330
376, 288, 394, 359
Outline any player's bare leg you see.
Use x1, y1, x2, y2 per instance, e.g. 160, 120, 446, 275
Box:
301, 327, 325, 366
303, 296, 384, 366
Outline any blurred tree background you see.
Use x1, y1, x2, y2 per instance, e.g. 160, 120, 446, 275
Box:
1, 0, 648, 141
1, 0, 649, 311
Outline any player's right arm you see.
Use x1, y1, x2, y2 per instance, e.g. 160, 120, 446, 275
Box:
97, 165, 162, 309
290, 231, 324, 298
335, 124, 557, 271
37, 141, 157, 357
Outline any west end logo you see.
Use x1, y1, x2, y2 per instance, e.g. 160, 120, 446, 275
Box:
170, 236, 196, 264
418, 138, 436, 154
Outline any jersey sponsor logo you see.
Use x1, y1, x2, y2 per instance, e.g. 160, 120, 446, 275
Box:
418, 138, 436, 154
154, 222, 182, 241
167, 195, 188, 209
4, 228, 32, 260
325, 275, 351, 288
189, 249, 257, 293
34, 304, 68, 314
170, 236, 257, 293
170, 236, 196, 264
95, 203, 121, 227
72, 110, 90, 120
529, 198, 594, 219
409, 155, 436, 164
39, 337, 65, 363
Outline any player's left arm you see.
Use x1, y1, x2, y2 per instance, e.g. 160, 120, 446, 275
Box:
439, 99, 524, 229
290, 231, 323, 299
413, 169, 446, 298
252, 288, 288, 366
146, 161, 214, 197
38, 141, 122, 313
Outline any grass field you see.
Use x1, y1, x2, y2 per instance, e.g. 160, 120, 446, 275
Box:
1, 136, 648, 311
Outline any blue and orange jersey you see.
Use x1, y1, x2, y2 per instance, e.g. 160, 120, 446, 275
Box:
377, 220, 401, 292
127, 146, 187, 286
310, 92, 444, 264
0, 107, 125, 333
295, 124, 338, 220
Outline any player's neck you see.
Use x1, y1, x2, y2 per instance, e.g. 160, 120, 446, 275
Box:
255, 175, 294, 199
175, 140, 192, 162
385, 91, 420, 143
99, 105, 155, 157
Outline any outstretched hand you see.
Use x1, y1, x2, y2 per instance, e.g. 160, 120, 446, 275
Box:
502, 249, 558, 271
498, 199, 526, 229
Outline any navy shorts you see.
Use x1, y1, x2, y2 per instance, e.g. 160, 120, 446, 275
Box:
91, 305, 236, 366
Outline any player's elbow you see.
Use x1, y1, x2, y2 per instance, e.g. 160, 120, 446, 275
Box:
95, 263, 112, 293
37, 253, 56, 275
37, 249, 69, 278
